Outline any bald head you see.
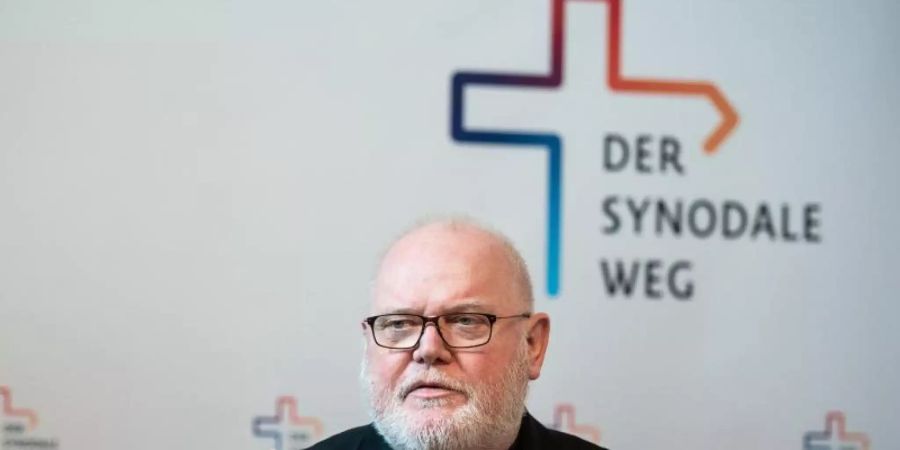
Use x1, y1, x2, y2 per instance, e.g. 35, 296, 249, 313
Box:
373, 218, 534, 311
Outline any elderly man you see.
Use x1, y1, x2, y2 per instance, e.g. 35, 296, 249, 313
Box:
310, 220, 606, 450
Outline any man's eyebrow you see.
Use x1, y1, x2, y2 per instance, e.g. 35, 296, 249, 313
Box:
442, 302, 488, 314
376, 302, 488, 315
379, 307, 420, 315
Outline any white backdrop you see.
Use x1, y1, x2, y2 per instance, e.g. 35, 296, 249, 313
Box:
1, 1, 898, 449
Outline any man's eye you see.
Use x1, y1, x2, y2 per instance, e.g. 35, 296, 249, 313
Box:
382, 319, 414, 330
449, 314, 482, 326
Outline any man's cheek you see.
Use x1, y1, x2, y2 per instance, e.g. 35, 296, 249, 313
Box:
455, 355, 489, 380
369, 362, 402, 395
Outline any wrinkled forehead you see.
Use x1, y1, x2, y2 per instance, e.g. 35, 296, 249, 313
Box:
371, 227, 520, 315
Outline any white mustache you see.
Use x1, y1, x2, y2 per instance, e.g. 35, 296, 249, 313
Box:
397, 371, 472, 399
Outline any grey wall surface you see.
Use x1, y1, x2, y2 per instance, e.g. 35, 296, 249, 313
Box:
1, 0, 898, 449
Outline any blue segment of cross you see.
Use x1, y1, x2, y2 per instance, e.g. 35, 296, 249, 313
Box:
252, 415, 282, 450
449, 10, 566, 297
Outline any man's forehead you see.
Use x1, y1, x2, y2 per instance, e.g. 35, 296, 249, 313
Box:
371, 224, 516, 313
372, 255, 507, 312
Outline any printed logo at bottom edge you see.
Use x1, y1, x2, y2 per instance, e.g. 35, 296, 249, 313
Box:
252, 396, 324, 450
804, 411, 870, 450
549, 403, 601, 444
1, 385, 59, 450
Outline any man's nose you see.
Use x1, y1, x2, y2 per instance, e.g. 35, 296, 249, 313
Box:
412, 323, 452, 365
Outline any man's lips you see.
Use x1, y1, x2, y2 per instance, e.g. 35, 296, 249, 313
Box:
403, 382, 462, 399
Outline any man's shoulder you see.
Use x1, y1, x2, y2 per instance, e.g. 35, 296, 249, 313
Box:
525, 413, 609, 450
539, 426, 608, 450
307, 416, 609, 450
306, 423, 384, 450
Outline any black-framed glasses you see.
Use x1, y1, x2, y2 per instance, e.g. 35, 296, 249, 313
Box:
363, 312, 531, 349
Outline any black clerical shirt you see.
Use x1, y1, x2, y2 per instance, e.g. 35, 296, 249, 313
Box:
306, 412, 607, 450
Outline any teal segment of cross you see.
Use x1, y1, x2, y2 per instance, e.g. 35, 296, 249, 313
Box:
450, 1, 565, 297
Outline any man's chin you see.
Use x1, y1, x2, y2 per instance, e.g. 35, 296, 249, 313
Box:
398, 404, 466, 434
400, 395, 469, 427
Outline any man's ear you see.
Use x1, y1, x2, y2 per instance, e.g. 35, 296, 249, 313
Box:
361, 321, 371, 340
525, 313, 550, 380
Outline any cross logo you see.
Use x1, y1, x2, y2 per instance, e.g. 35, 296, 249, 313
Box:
0, 386, 39, 431
449, 0, 739, 297
252, 396, 324, 450
1, 385, 59, 449
803, 411, 870, 450
550, 403, 602, 444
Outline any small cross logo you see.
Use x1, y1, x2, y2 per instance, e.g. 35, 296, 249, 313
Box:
0, 386, 39, 431
1, 385, 59, 449
803, 411, 870, 450
551, 403, 602, 444
252, 396, 324, 450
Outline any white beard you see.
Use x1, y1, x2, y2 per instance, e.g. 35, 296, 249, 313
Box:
360, 342, 530, 450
